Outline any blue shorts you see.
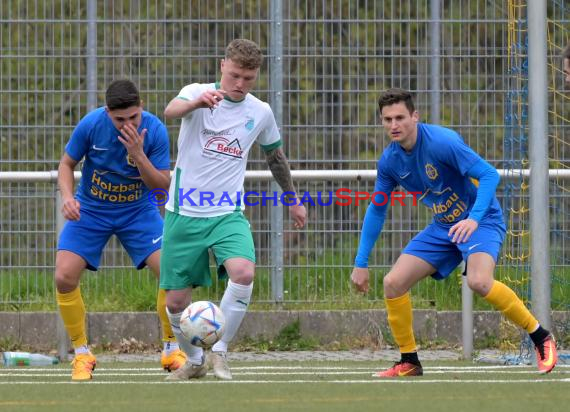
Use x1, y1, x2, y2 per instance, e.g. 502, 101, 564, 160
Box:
58, 205, 163, 271
402, 221, 506, 280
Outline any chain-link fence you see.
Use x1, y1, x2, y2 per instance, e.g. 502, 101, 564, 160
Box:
1, 1, 568, 312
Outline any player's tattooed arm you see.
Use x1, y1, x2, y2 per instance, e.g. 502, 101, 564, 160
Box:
265, 147, 307, 229
265, 147, 296, 196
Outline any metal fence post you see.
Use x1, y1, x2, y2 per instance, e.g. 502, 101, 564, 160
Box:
86, 0, 97, 112
528, 0, 551, 329
430, 0, 441, 124
460, 262, 473, 360
55, 189, 70, 361
54, 0, 97, 362
269, 0, 284, 304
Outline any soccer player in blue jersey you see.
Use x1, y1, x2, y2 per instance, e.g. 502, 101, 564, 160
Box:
351, 88, 558, 377
55, 80, 186, 380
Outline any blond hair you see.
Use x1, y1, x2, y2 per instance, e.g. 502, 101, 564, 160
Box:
225, 39, 263, 70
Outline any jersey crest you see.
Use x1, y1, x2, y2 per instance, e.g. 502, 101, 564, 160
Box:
245, 117, 254, 131
425, 163, 438, 180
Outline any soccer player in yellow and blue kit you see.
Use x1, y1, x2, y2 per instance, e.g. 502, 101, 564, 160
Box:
351, 88, 558, 377
55, 80, 186, 380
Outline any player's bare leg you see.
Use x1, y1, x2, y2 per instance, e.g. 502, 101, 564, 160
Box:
468, 253, 558, 373
146, 250, 187, 371
208, 258, 255, 380
55, 251, 96, 381
164, 288, 207, 381
376, 254, 434, 378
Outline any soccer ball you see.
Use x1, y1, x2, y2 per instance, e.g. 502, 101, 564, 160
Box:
179, 301, 225, 348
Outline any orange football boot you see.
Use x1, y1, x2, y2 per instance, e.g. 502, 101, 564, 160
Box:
71, 352, 97, 381
535, 335, 558, 374
374, 361, 423, 378
161, 349, 187, 372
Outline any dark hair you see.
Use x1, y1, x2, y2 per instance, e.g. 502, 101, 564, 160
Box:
225, 39, 263, 70
378, 88, 415, 114
563, 43, 570, 60
105, 80, 141, 110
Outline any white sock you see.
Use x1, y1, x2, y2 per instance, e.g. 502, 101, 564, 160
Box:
166, 307, 203, 365
212, 340, 228, 353
163, 341, 180, 355
74, 345, 89, 355
212, 280, 253, 353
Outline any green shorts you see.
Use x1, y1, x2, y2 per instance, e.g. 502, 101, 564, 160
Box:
159, 210, 256, 290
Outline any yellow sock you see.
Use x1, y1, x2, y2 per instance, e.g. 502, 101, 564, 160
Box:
385, 292, 417, 353
157, 288, 176, 342
56, 287, 87, 348
484, 280, 539, 333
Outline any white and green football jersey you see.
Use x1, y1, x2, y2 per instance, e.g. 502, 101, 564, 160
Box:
166, 82, 282, 217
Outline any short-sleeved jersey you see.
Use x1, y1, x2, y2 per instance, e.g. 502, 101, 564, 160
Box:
376, 123, 504, 226
166, 82, 282, 217
65, 107, 170, 210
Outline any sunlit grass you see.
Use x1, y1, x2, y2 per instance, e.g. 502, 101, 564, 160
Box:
1, 265, 568, 312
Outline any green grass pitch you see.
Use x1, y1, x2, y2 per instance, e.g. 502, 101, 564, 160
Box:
0, 360, 568, 412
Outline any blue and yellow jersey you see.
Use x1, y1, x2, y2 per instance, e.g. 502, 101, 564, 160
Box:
376, 123, 503, 226
65, 107, 170, 210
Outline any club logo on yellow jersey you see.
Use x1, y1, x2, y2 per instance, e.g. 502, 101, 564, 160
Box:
126, 154, 137, 167
425, 163, 438, 180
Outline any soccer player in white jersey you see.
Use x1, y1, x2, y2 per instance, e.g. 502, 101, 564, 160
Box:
161, 39, 307, 381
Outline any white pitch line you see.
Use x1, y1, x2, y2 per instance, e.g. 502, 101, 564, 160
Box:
2, 365, 567, 372
1, 370, 567, 377
0, 379, 568, 385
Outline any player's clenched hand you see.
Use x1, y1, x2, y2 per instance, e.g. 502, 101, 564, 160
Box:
351, 267, 369, 293
195, 90, 226, 110
289, 203, 306, 229
448, 218, 478, 243
118, 124, 146, 161
62, 197, 81, 221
